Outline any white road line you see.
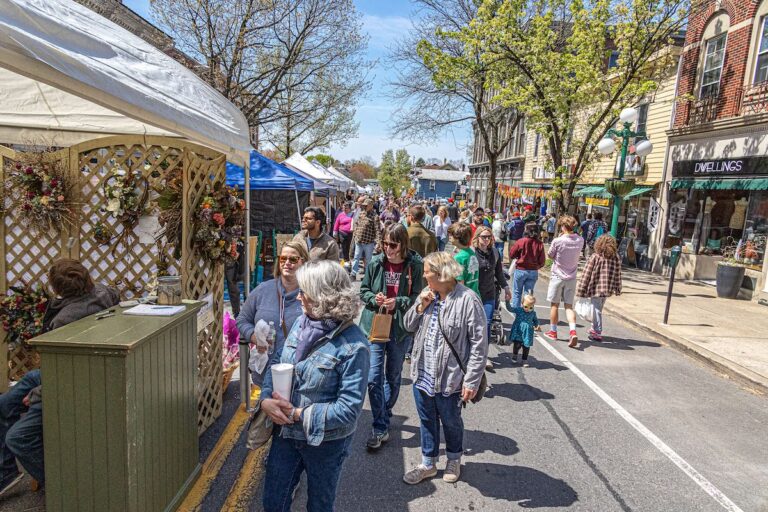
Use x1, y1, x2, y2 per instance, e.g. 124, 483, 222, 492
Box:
536, 335, 745, 512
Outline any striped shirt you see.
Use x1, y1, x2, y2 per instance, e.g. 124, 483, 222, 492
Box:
415, 300, 444, 397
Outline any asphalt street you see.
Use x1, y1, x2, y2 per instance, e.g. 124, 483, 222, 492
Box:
283, 281, 768, 512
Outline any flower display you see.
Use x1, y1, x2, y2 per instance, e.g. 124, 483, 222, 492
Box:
101, 165, 149, 249
0, 285, 49, 349
4, 152, 75, 233
192, 183, 245, 265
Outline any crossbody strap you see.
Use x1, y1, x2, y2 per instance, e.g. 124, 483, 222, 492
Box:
435, 308, 467, 375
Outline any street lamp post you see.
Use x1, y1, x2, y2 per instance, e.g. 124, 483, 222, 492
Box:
598, 107, 654, 238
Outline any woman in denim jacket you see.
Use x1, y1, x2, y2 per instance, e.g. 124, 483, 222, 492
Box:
260, 260, 370, 512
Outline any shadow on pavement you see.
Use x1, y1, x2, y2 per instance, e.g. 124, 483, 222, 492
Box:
579, 337, 662, 351
491, 351, 568, 372
462, 462, 578, 508
484, 382, 555, 402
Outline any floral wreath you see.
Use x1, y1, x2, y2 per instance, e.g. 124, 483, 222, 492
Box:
100, 165, 149, 249
4, 152, 76, 233
0, 284, 49, 349
193, 183, 245, 265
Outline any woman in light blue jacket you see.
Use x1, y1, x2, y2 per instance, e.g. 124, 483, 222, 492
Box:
260, 260, 370, 512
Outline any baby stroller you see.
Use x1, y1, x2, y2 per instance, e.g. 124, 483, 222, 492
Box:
489, 286, 506, 345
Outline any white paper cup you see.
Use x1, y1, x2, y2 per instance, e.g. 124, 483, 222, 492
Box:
271, 363, 294, 400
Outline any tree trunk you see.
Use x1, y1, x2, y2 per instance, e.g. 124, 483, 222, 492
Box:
486, 155, 498, 211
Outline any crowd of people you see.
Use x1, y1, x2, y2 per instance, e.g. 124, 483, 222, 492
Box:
231, 192, 626, 511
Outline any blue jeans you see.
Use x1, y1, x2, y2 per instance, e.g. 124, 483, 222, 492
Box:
263, 434, 353, 512
512, 269, 539, 308
368, 333, 410, 434
591, 297, 606, 333
494, 242, 505, 259
483, 299, 496, 339
0, 370, 44, 483
351, 242, 375, 275
437, 238, 447, 252
412, 388, 464, 467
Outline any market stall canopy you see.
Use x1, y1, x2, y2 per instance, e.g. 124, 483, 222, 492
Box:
671, 178, 768, 191
310, 161, 347, 189
327, 165, 355, 189
226, 151, 313, 191
284, 153, 340, 189
0, 0, 251, 166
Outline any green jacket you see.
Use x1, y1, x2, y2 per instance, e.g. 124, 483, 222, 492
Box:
359, 251, 424, 343
407, 222, 437, 258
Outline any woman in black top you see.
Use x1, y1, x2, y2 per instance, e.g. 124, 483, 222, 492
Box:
472, 226, 511, 341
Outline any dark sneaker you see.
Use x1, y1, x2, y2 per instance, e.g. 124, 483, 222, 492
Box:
0, 472, 23, 498
366, 431, 389, 450
443, 459, 461, 483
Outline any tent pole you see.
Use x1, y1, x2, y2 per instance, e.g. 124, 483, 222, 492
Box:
294, 185, 301, 228
241, 158, 251, 411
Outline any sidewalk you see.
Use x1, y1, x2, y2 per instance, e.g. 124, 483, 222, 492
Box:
541, 265, 768, 394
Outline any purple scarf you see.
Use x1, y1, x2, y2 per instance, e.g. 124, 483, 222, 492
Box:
295, 315, 340, 362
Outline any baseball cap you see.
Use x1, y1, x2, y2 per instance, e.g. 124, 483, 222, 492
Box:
474, 207, 484, 214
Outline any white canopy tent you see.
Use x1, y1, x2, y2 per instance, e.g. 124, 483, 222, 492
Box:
327, 165, 355, 190
0, 0, 251, 166
284, 153, 342, 189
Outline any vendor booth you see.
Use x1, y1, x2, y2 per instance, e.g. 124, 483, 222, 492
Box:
0, 0, 251, 509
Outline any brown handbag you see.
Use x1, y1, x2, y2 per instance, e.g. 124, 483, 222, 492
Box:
368, 306, 392, 343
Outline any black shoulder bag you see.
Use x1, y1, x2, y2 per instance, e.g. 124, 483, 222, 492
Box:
436, 312, 488, 404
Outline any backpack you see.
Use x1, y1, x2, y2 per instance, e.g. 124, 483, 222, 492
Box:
595, 223, 606, 239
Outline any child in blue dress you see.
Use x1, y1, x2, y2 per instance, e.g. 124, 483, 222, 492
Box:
506, 294, 539, 367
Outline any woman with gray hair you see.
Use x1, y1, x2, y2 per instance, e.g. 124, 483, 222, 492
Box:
402, 252, 487, 486
260, 260, 370, 512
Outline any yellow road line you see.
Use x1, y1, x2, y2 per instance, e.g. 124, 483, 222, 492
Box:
179, 387, 261, 511
220, 439, 272, 511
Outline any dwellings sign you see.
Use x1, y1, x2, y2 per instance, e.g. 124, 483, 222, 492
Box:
673, 156, 768, 178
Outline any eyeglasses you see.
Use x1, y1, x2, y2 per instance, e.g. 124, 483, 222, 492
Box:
383, 242, 400, 249
279, 255, 302, 264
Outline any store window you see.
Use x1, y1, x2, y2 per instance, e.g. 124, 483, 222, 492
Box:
755, 16, 768, 84
701, 34, 727, 97
665, 189, 768, 270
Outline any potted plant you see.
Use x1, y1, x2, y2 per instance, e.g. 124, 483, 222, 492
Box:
716, 259, 747, 299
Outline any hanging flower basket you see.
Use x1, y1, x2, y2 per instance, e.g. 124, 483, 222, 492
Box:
101, 165, 149, 251
604, 178, 636, 197
192, 183, 245, 265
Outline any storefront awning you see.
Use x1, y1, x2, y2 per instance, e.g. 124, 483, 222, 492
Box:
519, 183, 552, 189
670, 178, 768, 191
573, 185, 611, 198
623, 186, 655, 198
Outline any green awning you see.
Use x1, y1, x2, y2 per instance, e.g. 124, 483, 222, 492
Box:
670, 178, 768, 191
519, 183, 553, 189
573, 185, 611, 198
623, 186, 654, 199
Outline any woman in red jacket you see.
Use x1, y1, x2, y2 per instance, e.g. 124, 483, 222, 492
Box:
508, 223, 546, 308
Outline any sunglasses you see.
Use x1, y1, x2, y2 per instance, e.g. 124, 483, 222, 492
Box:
383, 241, 400, 249
279, 255, 302, 264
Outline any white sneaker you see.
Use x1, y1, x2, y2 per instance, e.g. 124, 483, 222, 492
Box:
403, 464, 437, 485
443, 459, 461, 483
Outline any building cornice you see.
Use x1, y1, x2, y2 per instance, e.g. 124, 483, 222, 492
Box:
668, 112, 768, 141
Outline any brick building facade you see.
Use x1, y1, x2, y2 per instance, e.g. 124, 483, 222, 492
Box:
660, 0, 768, 301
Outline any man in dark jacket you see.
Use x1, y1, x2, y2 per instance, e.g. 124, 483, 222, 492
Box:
0, 259, 119, 495
447, 199, 459, 223
506, 212, 526, 244
406, 205, 437, 258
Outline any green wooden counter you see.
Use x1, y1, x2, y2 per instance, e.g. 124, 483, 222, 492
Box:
29, 302, 203, 512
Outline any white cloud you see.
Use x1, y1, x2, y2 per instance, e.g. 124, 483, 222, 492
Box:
362, 14, 412, 51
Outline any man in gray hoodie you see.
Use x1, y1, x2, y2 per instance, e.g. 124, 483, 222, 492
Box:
0, 259, 119, 495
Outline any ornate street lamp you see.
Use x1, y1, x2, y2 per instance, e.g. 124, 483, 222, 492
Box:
597, 107, 654, 238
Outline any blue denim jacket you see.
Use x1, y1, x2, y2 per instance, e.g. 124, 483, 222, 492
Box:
261, 318, 370, 446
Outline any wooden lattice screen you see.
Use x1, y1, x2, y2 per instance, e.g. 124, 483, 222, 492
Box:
0, 136, 226, 433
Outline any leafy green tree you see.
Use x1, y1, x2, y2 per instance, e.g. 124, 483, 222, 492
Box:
308, 154, 338, 168
464, 0, 689, 212
389, 0, 521, 210
415, 157, 426, 167
378, 149, 412, 196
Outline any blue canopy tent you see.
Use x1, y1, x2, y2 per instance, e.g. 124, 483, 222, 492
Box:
227, 151, 314, 233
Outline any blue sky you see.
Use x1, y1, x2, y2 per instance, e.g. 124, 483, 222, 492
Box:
122, 0, 469, 165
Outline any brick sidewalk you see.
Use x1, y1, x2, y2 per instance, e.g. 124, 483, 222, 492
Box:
537, 263, 768, 394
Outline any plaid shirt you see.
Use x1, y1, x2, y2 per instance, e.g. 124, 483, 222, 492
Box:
576, 253, 622, 298
353, 209, 380, 245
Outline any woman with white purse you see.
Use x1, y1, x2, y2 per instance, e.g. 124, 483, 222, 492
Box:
575, 235, 622, 342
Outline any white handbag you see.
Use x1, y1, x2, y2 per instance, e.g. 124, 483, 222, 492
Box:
575, 298, 594, 323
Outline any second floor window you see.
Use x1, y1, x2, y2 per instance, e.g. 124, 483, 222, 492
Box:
701, 34, 726, 98
635, 103, 649, 137
755, 17, 768, 85
534, 133, 541, 157
430, 180, 436, 191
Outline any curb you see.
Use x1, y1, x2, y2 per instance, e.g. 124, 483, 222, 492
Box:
538, 270, 768, 396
